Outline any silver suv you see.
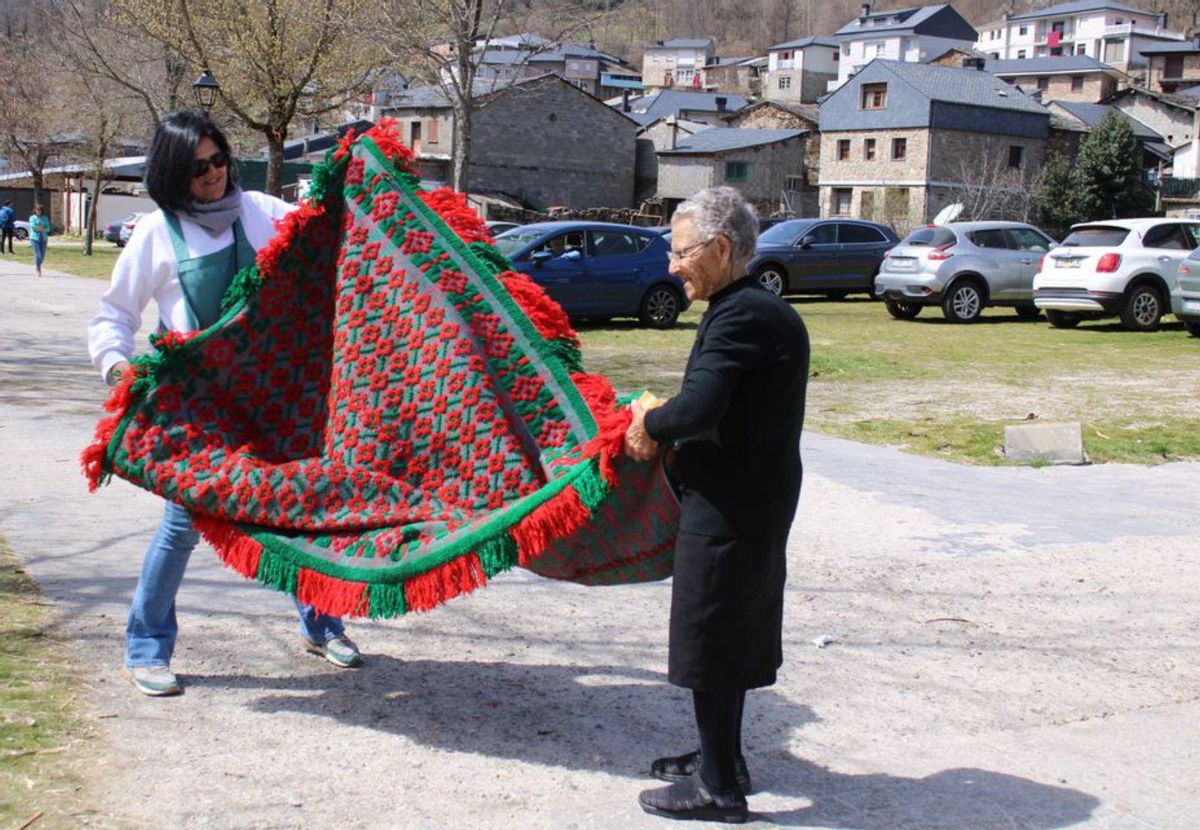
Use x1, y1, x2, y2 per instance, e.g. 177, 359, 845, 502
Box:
874, 221, 1056, 323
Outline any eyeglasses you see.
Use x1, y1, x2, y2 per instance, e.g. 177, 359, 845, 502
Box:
192, 150, 230, 178
668, 237, 714, 262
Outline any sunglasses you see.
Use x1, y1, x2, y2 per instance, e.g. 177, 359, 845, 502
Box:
192, 150, 230, 178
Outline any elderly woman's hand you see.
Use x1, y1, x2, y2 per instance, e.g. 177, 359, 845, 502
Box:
625, 399, 661, 461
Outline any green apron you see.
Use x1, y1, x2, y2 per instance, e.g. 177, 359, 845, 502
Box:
164, 212, 256, 330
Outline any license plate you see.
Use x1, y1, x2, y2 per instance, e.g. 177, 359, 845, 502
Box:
889, 257, 916, 268
1056, 258, 1081, 269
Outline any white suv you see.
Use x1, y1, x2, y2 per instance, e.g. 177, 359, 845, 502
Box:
1033, 218, 1200, 331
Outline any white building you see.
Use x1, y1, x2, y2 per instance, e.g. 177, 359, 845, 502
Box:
832, 3, 978, 89
975, 0, 1185, 73
764, 37, 840, 104
641, 39, 717, 91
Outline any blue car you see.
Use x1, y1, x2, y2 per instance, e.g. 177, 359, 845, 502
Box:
494, 221, 689, 328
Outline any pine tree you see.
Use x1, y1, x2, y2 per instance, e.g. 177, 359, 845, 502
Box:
1073, 112, 1153, 221
1036, 152, 1081, 239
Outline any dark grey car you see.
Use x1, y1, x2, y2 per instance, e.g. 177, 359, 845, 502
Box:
747, 218, 899, 298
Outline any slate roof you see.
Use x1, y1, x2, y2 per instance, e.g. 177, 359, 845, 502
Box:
1177, 84, 1200, 97
1138, 40, 1200, 55
767, 36, 839, 51
1051, 100, 1163, 140
614, 89, 750, 125
646, 39, 714, 50
985, 56, 1116, 75
658, 128, 805, 155
1009, 0, 1147, 21
880, 60, 1049, 114
834, 4, 975, 39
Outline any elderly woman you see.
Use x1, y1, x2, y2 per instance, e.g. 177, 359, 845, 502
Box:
626, 187, 810, 823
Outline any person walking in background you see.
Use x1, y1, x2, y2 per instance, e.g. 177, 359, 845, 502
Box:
625, 187, 810, 823
0, 200, 15, 253
29, 204, 51, 276
87, 110, 363, 697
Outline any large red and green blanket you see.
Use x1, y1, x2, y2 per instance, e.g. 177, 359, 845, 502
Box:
83, 121, 678, 619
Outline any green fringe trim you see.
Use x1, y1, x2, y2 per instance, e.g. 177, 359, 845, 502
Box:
366, 581, 408, 619
475, 534, 520, 578
468, 242, 510, 276
571, 460, 609, 513
546, 337, 583, 374
221, 264, 264, 314
257, 552, 298, 595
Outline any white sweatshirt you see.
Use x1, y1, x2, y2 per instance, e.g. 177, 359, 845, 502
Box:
87, 190, 295, 381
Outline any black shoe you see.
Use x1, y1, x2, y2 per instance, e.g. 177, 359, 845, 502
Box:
651, 750, 753, 794
639, 773, 748, 823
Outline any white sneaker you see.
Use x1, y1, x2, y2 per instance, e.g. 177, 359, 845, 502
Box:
123, 665, 181, 696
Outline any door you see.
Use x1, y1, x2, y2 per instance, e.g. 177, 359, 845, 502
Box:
1003, 227, 1054, 300
967, 227, 1023, 300
524, 230, 589, 312
785, 222, 839, 290
586, 229, 647, 314
835, 223, 891, 290
1142, 223, 1193, 279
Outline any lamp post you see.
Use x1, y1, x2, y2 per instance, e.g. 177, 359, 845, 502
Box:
193, 68, 220, 112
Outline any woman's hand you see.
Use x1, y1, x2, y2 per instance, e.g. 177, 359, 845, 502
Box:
625, 399, 661, 461
106, 360, 132, 386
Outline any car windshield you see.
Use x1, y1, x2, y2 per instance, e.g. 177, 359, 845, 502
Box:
494, 228, 549, 257
758, 221, 811, 246
1061, 226, 1130, 247
900, 227, 957, 247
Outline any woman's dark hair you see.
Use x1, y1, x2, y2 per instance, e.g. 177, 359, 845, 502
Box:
144, 110, 237, 212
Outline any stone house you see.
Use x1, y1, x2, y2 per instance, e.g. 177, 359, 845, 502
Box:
612, 89, 750, 128
985, 55, 1124, 103
975, 0, 1185, 70
726, 102, 821, 190
1140, 36, 1200, 94
634, 117, 710, 203
656, 129, 814, 218
1107, 86, 1197, 149
833, 3, 978, 90
468, 40, 640, 101
701, 57, 766, 96
641, 39, 716, 91
818, 59, 1050, 231
383, 74, 638, 210
1048, 99, 1172, 166
763, 37, 840, 104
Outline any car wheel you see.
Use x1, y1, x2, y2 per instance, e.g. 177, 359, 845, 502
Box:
941, 278, 984, 323
639, 285, 680, 329
1015, 304, 1040, 321
884, 298, 921, 320
754, 265, 785, 296
1119, 284, 1163, 332
1045, 310, 1081, 329
14, 228, 28, 241
1185, 322, 1200, 338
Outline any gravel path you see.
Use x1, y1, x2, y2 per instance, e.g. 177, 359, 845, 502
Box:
2, 260, 1197, 829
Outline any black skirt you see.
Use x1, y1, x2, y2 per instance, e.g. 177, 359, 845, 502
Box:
667, 530, 786, 691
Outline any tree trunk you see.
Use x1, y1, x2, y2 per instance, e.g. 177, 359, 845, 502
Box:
265, 125, 286, 197
451, 106, 471, 194
31, 170, 46, 213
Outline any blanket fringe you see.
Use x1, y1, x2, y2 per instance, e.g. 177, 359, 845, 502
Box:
403, 554, 487, 613
297, 567, 370, 617
511, 485, 592, 566
192, 514, 263, 580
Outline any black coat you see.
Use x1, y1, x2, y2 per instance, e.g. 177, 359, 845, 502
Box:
644, 278, 809, 690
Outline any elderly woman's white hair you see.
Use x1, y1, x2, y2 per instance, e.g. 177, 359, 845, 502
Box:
672, 186, 759, 262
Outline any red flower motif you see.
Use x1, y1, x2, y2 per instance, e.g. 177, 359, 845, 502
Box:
438, 270, 468, 294
375, 256, 394, 275
349, 226, 369, 245
355, 273, 374, 294
346, 158, 365, 185
371, 192, 400, 221
328, 463, 348, 483
206, 339, 236, 368
362, 242, 381, 261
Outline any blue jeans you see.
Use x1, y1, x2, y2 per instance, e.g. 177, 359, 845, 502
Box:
31, 239, 46, 270
126, 500, 347, 667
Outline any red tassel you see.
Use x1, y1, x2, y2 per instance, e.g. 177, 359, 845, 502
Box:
296, 567, 370, 617
511, 486, 592, 566
80, 373, 140, 492
192, 514, 263, 579
363, 119, 417, 174
418, 188, 493, 244
499, 270, 579, 345
573, 373, 630, 485
403, 553, 487, 613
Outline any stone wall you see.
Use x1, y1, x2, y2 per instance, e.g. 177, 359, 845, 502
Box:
1149, 52, 1200, 92
658, 138, 814, 217
470, 77, 637, 210
1005, 73, 1115, 103
1111, 93, 1196, 145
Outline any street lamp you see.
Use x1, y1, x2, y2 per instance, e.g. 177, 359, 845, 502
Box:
193, 68, 220, 112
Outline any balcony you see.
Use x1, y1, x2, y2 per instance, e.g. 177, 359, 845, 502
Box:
1163, 178, 1200, 199
1101, 23, 1185, 39
776, 59, 797, 70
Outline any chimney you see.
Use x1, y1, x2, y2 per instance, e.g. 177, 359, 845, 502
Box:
861, 3, 871, 18
715, 95, 728, 112
1157, 12, 1167, 31
622, 89, 631, 112
963, 56, 986, 71
667, 113, 678, 150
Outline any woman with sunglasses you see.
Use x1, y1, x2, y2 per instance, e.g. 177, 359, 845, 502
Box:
87, 110, 361, 697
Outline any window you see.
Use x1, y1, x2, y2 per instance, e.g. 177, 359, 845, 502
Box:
1114, 17, 1123, 24
833, 50, 839, 61
785, 175, 806, 191
590, 230, 640, 257
842, 43, 850, 55
970, 228, 1010, 249
426, 118, 439, 143
861, 82, 888, 109
1006, 228, 1053, 252
1017, 49, 1027, 59
1037, 76, 1050, 90
832, 189, 853, 216
864, 138, 877, 161
725, 161, 749, 181
839, 223, 886, 244
1018, 25, 1028, 35
1076, 44, 1087, 55
891, 137, 907, 160
1143, 224, 1189, 250
778, 75, 792, 90
532, 232, 585, 259
1071, 75, 1084, 90
807, 223, 838, 244
837, 139, 851, 161
1008, 145, 1024, 168
409, 120, 422, 154
883, 187, 909, 220
868, 41, 886, 57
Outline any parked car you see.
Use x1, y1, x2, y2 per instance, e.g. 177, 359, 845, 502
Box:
1169, 246, 1200, 338
494, 221, 690, 328
105, 213, 140, 246
13, 220, 30, 241
747, 218, 899, 298
874, 221, 1056, 323
118, 213, 146, 247
1034, 218, 1200, 331
486, 220, 520, 236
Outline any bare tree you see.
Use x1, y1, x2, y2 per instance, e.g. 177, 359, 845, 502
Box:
946, 155, 1044, 224
112, 0, 378, 194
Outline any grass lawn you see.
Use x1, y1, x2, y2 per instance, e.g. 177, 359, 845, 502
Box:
5, 239, 121, 281
577, 297, 1200, 465
0, 537, 97, 828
